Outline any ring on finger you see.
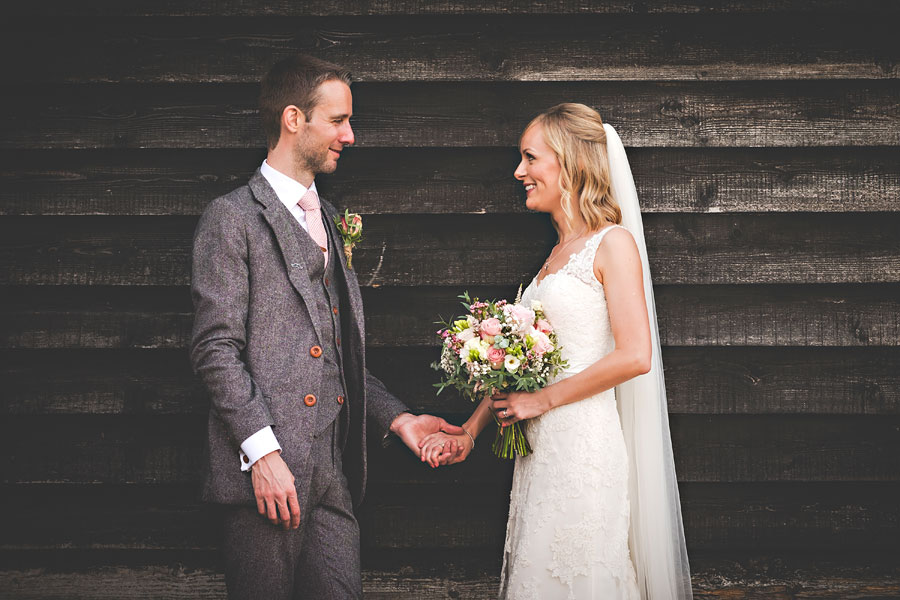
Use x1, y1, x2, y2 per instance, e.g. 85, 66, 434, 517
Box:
501, 409, 508, 418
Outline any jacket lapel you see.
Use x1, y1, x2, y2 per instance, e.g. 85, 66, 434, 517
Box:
249, 170, 327, 344
321, 200, 366, 346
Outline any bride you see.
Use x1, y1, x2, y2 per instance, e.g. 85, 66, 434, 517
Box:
419, 104, 692, 599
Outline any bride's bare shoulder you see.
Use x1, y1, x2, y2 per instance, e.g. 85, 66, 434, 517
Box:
593, 226, 641, 283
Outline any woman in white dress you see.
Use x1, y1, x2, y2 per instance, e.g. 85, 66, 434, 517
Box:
420, 103, 692, 599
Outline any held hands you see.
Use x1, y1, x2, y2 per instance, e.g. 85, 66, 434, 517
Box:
419, 430, 473, 467
251, 451, 301, 530
491, 389, 551, 427
390, 412, 465, 458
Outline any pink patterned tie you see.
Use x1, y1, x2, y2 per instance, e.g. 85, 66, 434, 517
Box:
297, 188, 328, 267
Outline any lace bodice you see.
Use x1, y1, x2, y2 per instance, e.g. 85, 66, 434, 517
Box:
523, 227, 618, 375
500, 225, 639, 600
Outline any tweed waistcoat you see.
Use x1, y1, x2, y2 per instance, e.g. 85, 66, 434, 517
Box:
288, 214, 349, 444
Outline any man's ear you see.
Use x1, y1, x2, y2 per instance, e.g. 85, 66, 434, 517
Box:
281, 105, 305, 134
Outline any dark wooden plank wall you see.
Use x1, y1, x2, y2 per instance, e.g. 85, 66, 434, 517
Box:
1, 2, 898, 598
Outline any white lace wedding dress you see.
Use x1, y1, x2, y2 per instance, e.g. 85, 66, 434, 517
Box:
499, 225, 640, 600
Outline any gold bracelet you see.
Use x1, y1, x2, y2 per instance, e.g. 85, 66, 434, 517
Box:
462, 427, 475, 450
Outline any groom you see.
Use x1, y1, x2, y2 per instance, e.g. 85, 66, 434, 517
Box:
190, 54, 462, 599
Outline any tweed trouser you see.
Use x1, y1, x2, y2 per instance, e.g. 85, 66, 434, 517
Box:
222, 419, 361, 600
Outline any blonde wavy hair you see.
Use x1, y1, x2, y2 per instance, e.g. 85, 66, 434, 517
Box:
524, 103, 621, 232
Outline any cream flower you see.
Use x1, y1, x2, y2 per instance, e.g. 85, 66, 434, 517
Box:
504, 354, 521, 373
461, 337, 488, 363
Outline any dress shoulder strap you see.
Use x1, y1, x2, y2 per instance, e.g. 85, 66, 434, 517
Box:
585, 224, 624, 254
563, 225, 623, 289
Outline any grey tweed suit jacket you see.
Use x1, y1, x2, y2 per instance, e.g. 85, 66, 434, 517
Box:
190, 169, 407, 508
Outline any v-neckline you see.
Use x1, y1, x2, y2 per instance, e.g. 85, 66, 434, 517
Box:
534, 225, 617, 287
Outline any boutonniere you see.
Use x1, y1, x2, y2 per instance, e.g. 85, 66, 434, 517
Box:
334, 209, 363, 269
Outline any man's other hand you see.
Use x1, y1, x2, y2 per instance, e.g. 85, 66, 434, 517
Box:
251, 451, 301, 530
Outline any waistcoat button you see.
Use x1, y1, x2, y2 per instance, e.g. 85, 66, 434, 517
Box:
337, 395, 345, 405
303, 394, 317, 407
310, 346, 323, 358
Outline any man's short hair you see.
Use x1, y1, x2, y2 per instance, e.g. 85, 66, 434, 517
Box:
259, 55, 352, 149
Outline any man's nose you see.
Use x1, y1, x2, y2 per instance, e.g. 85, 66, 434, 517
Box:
339, 123, 355, 146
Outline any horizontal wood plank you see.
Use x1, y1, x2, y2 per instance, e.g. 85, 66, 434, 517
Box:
3, 15, 897, 83
3, 81, 898, 149
3, 415, 897, 484
5, 345, 898, 416
2, 567, 899, 600
1, 213, 899, 286
3, 284, 899, 350
1, 482, 897, 552
3, 147, 898, 216
7, 1, 899, 17
3, 565, 899, 600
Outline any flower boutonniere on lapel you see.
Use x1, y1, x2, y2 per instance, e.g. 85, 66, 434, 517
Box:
334, 209, 363, 269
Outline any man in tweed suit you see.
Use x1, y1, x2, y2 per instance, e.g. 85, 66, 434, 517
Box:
190, 55, 463, 599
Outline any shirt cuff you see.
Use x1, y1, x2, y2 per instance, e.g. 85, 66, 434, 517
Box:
239, 426, 281, 472
382, 411, 410, 448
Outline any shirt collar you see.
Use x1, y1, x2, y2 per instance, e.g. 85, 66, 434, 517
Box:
260, 159, 318, 211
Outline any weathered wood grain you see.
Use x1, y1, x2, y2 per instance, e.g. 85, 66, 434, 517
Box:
3, 284, 899, 350
364, 285, 900, 346
3, 147, 898, 216
3, 415, 898, 484
4, 15, 897, 83
4, 81, 898, 149
2, 213, 899, 286
6, 345, 898, 417
6, 0, 897, 17
2, 482, 897, 552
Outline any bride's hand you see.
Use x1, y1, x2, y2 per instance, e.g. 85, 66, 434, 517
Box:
419, 431, 471, 468
491, 390, 551, 427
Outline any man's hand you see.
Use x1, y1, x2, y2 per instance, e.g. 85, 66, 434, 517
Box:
251, 451, 300, 530
390, 413, 465, 459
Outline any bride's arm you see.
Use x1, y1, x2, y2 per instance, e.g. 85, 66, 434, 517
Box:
493, 227, 651, 425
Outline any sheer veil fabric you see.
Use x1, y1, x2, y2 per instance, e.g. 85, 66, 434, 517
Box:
604, 123, 693, 599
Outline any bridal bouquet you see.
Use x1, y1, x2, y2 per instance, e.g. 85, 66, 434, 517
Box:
432, 290, 568, 459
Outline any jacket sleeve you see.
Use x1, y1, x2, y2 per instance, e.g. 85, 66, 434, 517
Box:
189, 197, 274, 446
364, 367, 409, 440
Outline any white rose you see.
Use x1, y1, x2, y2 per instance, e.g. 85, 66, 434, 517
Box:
530, 300, 543, 312
462, 337, 488, 362
457, 328, 475, 342
504, 354, 521, 373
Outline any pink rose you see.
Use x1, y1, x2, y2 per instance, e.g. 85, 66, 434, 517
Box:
536, 319, 552, 334
532, 331, 554, 356
487, 346, 506, 369
480, 317, 502, 337
507, 304, 536, 331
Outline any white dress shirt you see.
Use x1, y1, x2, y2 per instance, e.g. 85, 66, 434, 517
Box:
238, 160, 319, 471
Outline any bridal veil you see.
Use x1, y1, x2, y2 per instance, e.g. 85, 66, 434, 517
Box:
604, 123, 693, 599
